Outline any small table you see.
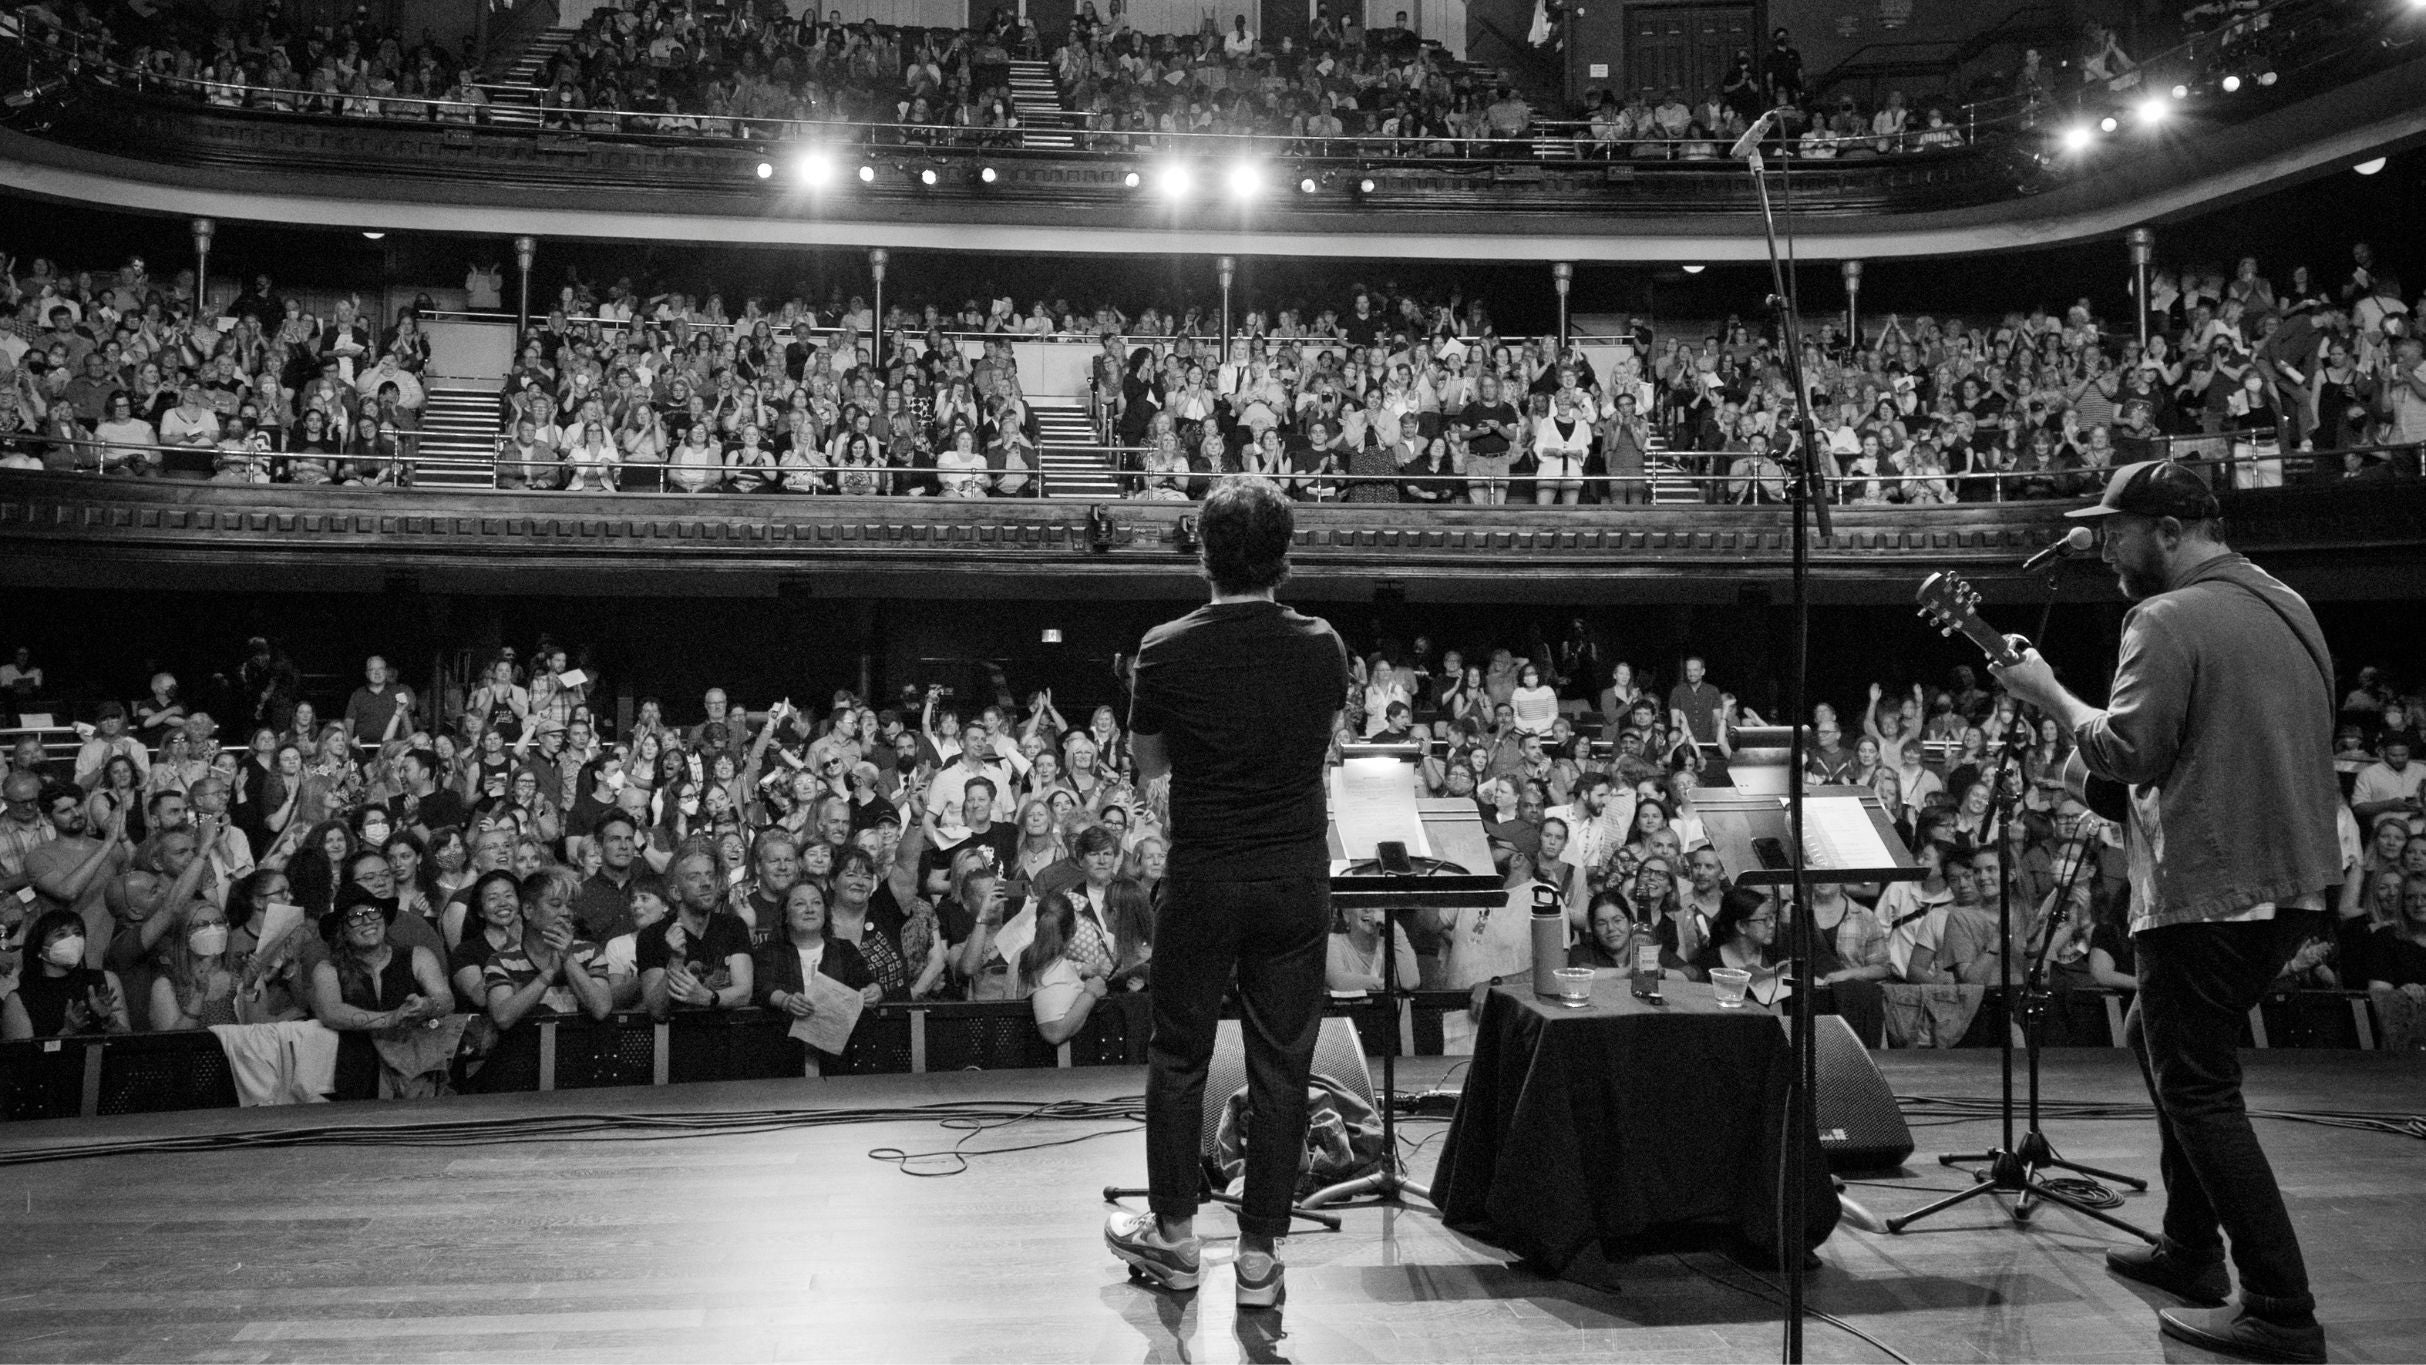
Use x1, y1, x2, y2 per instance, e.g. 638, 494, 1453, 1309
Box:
1430, 976, 1841, 1274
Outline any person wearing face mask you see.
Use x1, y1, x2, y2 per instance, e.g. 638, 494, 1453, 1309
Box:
149, 899, 244, 1030
2, 908, 131, 1038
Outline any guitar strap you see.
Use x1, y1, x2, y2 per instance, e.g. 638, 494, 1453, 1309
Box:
2210, 575, 2335, 725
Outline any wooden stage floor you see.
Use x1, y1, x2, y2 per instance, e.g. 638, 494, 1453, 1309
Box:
0, 1050, 2419, 1364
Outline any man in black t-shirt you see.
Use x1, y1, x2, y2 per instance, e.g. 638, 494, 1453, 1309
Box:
1105, 476, 1350, 1308
918, 776, 1017, 897
1456, 375, 1521, 505
637, 846, 754, 1017
388, 749, 467, 840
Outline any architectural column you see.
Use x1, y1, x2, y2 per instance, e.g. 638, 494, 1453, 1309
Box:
2127, 227, 2155, 351
513, 235, 537, 336
1217, 255, 1235, 363
1841, 260, 1863, 348
869, 247, 888, 367
1552, 261, 1573, 348
190, 218, 216, 319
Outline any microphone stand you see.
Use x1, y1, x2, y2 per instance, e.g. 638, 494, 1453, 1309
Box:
1737, 116, 1831, 1365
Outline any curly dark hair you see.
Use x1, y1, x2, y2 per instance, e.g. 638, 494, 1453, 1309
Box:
1196, 475, 1294, 594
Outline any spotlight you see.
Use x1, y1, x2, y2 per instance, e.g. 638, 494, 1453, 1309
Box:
1226, 160, 1260, 199
2256, 69, 2277, 86
2355, 156, 2387, 175
2137, 95, 2168, 124
1681, 264, 1705, 274
755, 160, 773, 179
857, 163, 877, 183
2062, 124, 2095, 152
979, 165, 998, 184
797, 150, 834, 186
919, 166, 939, 186
1298, 175, 1318, 193
361, 230, 385, 240
2171, 83, 2190, 100
2220, 73, 2242, 92
1156, 161, 1192, 197
1357, 175, 1376, 194
2098, 114, 2120, 133
1122, 169, 1142, 189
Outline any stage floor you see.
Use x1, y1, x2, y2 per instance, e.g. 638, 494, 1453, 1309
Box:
0, 1050, 2420, 1363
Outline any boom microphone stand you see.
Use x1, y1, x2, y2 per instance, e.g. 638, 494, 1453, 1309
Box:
1884, 733, 2152, 1242
1736, 109, 1833, 1364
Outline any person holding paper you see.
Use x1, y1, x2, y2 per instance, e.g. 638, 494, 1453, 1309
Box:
1107, 476, 1350, 1309
755, 880, 876, 1071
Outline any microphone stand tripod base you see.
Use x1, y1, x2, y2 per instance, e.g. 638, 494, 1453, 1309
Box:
1883, 1143, 2154, 1241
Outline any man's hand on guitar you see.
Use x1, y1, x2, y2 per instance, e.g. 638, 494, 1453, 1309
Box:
1989, 638, 2063, 717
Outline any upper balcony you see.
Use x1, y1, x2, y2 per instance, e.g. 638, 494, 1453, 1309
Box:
4, 0, 2424, 259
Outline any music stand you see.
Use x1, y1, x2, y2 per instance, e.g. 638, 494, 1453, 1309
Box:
1307, 754, 1500, 1209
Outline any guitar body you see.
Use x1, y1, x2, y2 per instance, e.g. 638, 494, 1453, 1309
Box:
2059, 750, 2133, 825
1915, 571, 2133, 828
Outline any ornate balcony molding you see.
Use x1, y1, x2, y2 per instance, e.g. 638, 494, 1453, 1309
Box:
3, 476, 2418, 600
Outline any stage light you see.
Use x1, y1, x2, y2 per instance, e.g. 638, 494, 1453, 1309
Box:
2137, 95, 2168, 124
1226, 160, 1260, 199
979, 165, 998, 184
2256, 69, 2277, 86
1156, 161, 1192, 197
2355, 156, 2387, 175
919, 166, 939, 186
1122, 169, 1142, 189
1357, 175, 1377, 194
2171, 83, 2190, 100
2098, 114, 2120, 133
1298, 175, 1318, 193
857, 163, 877, 183
797, 150, 834, 186
1682, 264, 1705, 274
2062, 124, 2095, 152
361, 231, 385, 240
755, 161, 773, 179
2220, 73, 2242, 92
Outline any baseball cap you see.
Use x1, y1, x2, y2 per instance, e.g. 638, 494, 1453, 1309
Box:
2065, 459, 2220, 522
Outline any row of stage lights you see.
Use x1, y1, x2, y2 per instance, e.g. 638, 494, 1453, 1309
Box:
751, 150, 1382, 199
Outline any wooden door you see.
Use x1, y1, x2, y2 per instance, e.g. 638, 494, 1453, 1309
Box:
1621, 2, 1751, 106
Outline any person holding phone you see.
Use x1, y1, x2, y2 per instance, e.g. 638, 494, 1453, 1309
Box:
1106, 477, 1350, 1308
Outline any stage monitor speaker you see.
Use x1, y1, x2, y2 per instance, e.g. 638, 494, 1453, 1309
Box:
1196, 1016, 1375, 1158
1791, 1013, 1915, 1173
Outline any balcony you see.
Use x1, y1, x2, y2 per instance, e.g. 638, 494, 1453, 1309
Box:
3, 468, 2420, 603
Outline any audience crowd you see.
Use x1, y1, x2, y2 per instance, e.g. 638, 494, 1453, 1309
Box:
2, 612, 2421, 1106
3, 231, 2420, 499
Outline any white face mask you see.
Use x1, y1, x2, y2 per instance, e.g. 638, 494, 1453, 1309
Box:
43, 936, 86, 969
187, 924, 230, 957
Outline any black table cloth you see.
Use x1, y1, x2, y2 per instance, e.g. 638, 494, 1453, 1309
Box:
1431, 975, 1841, 1273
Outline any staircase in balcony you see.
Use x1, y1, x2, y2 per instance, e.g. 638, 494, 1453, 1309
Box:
1008, 58, 1083, 150
1031, 399, 1123, 499
413, 388, 502, 490
477, 26, 580, 128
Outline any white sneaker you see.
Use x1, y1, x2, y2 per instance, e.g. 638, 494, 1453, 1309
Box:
1235, 1246, 1285, 1309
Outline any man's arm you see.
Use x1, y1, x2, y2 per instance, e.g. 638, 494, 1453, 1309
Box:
1993, 614, 2187, 787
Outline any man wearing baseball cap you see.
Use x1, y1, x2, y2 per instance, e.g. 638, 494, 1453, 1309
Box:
1994, 459, 2336, 1362
72, 701, 150, 790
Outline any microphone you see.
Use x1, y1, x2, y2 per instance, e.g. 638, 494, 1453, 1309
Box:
2020, 525, 2095, 573
1729, 110, 1776, 161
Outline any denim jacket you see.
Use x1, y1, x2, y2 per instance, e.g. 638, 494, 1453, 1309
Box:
2073, 554, 2342, 932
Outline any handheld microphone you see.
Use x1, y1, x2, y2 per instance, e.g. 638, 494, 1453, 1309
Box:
1729, 110, 1776, 160
2020, 525, 2095, 573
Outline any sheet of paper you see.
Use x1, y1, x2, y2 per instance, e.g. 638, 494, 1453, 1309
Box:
16, 713, 53, 730
1330, 757, 1429, 862
556, 669, 589, 689
255, 902, 305, 952
989, 904, 1037, 969
787, 970, 867, 1054
1797, 796, 1894, 871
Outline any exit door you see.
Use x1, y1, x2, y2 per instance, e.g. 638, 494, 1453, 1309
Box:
1622, 2, 1751, 105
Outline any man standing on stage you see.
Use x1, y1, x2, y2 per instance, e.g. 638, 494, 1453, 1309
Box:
1995, 461, 2336, 1365
1105, 476, 1350, 1310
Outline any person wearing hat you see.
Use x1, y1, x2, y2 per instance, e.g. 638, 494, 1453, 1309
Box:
306, 881, 451, 1101
73, 701, 150, 791
1992, 459, 2337, 1363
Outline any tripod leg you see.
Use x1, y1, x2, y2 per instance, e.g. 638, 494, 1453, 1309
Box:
1884, 1176, 2004, 1233
2021, 1179, 2157, 1244
1936, 1151, 1997, 1168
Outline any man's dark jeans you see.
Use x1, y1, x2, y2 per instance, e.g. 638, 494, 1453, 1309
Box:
1145, 873, 1331, 1239
2125, 911, 2321, 1323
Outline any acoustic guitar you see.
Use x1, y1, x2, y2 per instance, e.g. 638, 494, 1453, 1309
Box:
1914, 570, 2130, 824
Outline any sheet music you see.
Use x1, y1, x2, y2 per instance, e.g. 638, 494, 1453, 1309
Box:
1798, 796, 1893, 871
1329, 758, 1431, 861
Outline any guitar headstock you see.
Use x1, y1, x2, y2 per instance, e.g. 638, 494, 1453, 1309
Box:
1915, 571, 2021, 668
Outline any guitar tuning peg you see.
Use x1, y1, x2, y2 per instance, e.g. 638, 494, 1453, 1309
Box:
1940, 627, 1954, 638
